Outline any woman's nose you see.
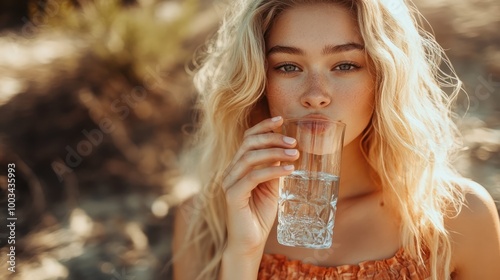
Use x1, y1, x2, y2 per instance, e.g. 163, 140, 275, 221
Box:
300, 73, 331, 108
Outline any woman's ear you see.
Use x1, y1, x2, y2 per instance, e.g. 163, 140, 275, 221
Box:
249, 95, 271, 126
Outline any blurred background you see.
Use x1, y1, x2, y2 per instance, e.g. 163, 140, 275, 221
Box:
0, 0, 498, 279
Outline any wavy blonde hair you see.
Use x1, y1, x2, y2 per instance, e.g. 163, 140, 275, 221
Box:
178, 0, 465, 279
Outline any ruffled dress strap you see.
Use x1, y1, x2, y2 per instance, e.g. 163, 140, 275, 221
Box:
258, 248, 430, 279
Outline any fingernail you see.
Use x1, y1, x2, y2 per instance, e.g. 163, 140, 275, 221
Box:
284, 149, 298, 156
283, 136, 295, 145
283, 165, 294, 171
271, 116, 282, 122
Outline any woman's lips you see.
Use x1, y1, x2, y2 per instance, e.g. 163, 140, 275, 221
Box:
302, 114, 332, 121
298, 119, 330, 134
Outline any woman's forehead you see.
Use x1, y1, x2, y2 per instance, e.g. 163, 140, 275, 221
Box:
265, 3, 362, 50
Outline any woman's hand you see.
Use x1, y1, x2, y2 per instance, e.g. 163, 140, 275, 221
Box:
221, 116, 299, 256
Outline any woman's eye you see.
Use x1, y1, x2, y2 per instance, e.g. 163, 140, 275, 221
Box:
334, 63, 360, 71
276, 64, 300, 72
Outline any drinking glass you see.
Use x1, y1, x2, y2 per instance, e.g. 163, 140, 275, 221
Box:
277, 118, 345, 249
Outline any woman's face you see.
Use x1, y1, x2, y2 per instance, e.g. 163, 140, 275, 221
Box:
265, 3, 375, 146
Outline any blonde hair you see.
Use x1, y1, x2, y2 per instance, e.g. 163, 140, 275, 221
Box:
178, 0, 465, 279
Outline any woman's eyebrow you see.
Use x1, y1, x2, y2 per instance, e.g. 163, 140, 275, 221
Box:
266, 45, 304, 56
322, 42, 364, 54
267, 42, 364, 56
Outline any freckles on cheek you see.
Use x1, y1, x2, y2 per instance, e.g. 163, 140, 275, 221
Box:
266, 83, 286, 101
361, 90, 376, 114
266, 90, 290, 116
346, 84, 375, 110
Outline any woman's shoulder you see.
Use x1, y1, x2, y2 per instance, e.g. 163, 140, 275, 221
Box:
447, 178, 498, 233
173, 194, 199, 239
172, 195, 199, 280
173, 176, 205, 231
450, 178, 497, 223
447, 178, 500, 278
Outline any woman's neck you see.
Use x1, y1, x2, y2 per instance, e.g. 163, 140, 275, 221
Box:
338, 135, 380, 200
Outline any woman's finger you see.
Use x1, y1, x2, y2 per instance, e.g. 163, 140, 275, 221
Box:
229, 117, 285, 165
224, 116, 295, 179
222, 148, 299, 191
224, 164, 295, 204
243, 116, 284, 138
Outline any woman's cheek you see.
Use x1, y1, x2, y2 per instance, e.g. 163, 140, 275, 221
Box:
266, 86, 290, 116
341, 101, 373, 146
267, 96, 286, 117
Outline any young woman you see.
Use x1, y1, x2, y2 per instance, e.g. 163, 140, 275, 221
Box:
173, 0, 500, 279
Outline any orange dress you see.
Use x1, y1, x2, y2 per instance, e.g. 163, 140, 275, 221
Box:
258, 248, 430, 279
